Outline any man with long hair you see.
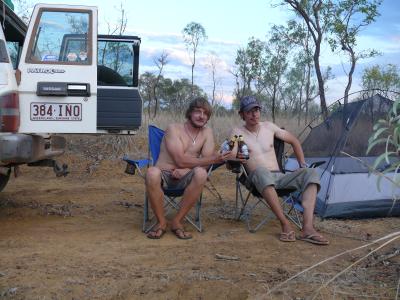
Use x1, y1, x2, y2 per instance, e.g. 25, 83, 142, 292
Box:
145, 97, 230, 239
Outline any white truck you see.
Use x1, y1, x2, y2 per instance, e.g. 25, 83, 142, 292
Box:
0, 2, 142, 191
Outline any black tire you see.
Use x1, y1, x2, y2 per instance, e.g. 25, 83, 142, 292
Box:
0, 173, 10, 192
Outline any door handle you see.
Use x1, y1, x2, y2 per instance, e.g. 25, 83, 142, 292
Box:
37, 82, 91, 97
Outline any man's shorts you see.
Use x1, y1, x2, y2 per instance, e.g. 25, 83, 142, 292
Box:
248, 167, 320, 195
161, 169, 195, 190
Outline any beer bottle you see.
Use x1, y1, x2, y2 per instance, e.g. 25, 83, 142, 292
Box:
228, 135, 237, 150
220, 139, 230, 153
236, 135, 249, 160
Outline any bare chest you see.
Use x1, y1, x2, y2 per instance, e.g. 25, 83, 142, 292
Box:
181, 134, 204, 155
243, 128, 275, 155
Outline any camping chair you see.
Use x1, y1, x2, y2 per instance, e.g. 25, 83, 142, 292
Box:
123, 125, 218, 233
233, 137, 323, 233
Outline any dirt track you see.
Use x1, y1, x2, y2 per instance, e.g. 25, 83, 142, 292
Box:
0, 154, 399, 299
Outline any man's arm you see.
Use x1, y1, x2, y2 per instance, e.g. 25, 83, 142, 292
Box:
164, 125, 228, 168
200, 127, 216, 158
274, 127, 307, 168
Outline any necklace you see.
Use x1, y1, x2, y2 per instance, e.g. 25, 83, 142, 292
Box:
184, 123, 200, 144
245, 125, 260, 140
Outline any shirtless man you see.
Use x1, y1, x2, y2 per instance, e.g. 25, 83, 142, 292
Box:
229, 95, 329, 245
145, 97, 230, 239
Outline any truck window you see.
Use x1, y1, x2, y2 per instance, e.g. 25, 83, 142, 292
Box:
0, 40, 10, 63
6, 41, 19, 69
26, 9, 92, 64
98, 40, 134, 86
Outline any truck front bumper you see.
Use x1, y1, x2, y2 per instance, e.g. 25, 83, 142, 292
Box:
0, 134, 66, 165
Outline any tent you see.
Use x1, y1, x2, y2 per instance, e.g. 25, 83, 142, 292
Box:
286, 94, 400, 218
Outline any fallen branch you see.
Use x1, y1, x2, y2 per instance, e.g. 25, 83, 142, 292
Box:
215, 254, 240, 261
266, 231, 400, 296
368, 248, 400, 267
311, 235, 400, 299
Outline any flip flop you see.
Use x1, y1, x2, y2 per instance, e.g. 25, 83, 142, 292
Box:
146, 227, 166, 239
298, 234, 329, 245
171, 228, 192, 240
279, 230, 296, 242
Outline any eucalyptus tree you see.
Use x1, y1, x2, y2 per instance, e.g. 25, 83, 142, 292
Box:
234, 37, 265, 99
159, 78, 206, 113
182, 22, 207, 92
139, 72, 157, 119
283, 0, 333, 118
204, 52, 223, 107
263, 26, 290, 122
329, 0, 382, 104
13, 0, 33, 24
362, 64, 400, 97
152, 51, 169, 118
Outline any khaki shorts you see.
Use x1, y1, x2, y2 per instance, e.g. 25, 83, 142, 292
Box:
248, 167, 320, 195
161, 169, 195, 190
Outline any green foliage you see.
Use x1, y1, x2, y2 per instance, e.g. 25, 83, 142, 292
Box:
139, 73, 207, 114
362, 64, 400, 97
328, 0, 382, 103
368, 98, 400, 189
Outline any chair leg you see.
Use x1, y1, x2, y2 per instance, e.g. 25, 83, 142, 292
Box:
281, 195, 303, 230
142, 195, 160, 233
244, 197, 275, 233
194, 195, 202, 232
235, 178, 250, 221
142, 195, 149, 232
163, 196, 203, 233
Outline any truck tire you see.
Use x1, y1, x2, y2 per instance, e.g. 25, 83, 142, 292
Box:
0, 173, 10, 192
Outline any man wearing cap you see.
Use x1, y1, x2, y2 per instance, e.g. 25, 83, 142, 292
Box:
228, 95, 329, 245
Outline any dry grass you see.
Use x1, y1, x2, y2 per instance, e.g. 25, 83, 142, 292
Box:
142, 111, 305, 140
64, 112, 307, 160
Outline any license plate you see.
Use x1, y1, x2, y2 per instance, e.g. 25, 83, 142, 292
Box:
30, 102, 82, 121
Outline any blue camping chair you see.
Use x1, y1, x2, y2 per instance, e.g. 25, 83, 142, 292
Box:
234, 137, 324, 232
123, 125, 218, 233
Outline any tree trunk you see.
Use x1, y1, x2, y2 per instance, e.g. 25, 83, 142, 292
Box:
305, 62, 311, 125
344, 48, 356, 105
191, 63, 194, 95
313, 42, 328, 119
212, 68, 216, 107
272, 84, 277, 123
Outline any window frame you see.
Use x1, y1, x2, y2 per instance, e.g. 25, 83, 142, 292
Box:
25, 7, 93, 65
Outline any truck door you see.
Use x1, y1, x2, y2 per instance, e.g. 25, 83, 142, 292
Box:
17, 4, 97, 133
97, 35, 142, 133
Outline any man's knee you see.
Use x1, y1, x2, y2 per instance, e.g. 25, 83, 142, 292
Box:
146, 167, 162, 185
300, 168, 320, 191
192, 167, 208, 184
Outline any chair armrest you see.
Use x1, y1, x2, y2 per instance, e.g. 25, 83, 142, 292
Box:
122, 155, 152, 176
123, 155, 152, 168
309, 161, 326, 168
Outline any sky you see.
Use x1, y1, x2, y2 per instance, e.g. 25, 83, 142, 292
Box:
36, 0, 400, 107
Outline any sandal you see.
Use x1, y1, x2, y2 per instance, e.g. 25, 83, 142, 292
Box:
298, 234, 329, 245
146, 227, 166, 239
279, 230, 296, 242
171, 228, 192, 240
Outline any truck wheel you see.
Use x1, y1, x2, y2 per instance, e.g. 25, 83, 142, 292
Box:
0, 173, 10, 192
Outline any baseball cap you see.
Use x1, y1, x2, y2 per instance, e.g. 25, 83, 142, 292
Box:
239, 95, 261, 112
